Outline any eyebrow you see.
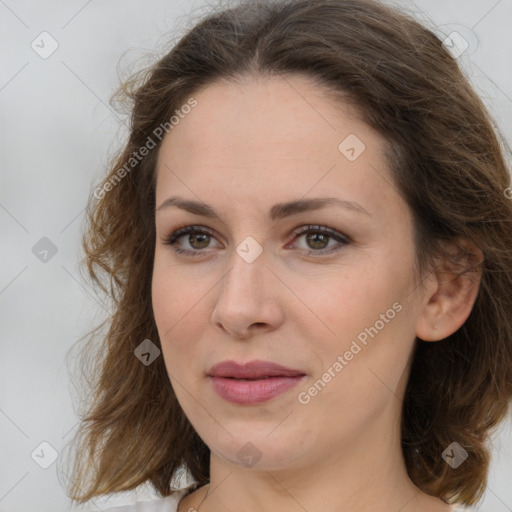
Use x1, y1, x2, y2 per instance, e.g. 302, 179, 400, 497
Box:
156, 196, 371, 220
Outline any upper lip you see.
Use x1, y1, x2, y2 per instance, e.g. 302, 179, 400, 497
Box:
207, 359, 305, 379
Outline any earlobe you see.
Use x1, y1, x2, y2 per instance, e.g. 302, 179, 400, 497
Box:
415, 238, 483, 342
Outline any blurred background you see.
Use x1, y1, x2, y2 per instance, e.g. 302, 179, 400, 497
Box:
1, 0, 511, 510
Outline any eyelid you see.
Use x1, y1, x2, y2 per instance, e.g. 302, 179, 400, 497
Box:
164, 225, 221, 246
162, 223, 351, 256
290, 225, 351, 244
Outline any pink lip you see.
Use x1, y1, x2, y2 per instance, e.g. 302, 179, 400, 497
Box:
207, 360, 306, 405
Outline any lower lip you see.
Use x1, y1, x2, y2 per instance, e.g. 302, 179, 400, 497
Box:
209, 375, 305, 405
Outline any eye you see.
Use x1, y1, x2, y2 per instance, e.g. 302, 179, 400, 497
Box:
287, 225, 350, 255
162, 224, 351, 256
163, 225, 221, 256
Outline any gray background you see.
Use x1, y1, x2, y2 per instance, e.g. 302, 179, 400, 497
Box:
1, 0, 511, 511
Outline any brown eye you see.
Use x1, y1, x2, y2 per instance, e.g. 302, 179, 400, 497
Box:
185, 232, 211, 250
164, 226, 220, 256
164, 224, 350, 257
304, 232, 330, 250
289, 225, 350, 255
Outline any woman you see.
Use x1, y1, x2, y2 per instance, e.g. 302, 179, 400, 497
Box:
62, 0, 512, 511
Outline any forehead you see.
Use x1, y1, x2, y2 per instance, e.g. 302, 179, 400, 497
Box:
158, 74, 371, 162
154, 75, 404, 223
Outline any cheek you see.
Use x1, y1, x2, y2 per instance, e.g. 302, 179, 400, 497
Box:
152, 252, 207, 332
294, 259, 405, 345
294, 254, 414, 387
298, 306, 413, 437
151, 261, 201, 363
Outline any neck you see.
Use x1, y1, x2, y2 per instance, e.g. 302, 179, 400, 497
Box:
185, 403, 451, 512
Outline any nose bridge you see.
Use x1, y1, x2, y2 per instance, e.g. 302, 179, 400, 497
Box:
221, 239, 266, 305
212, 238, 276, 336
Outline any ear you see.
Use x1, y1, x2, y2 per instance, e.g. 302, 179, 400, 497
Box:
415, 238, 483, 342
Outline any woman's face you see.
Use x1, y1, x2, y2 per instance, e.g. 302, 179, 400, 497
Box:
152, 74, 429, 471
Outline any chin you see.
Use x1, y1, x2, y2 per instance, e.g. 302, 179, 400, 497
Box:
205, 424, 313, 471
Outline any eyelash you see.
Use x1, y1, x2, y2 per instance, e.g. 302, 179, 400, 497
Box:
162, 224, 351, 257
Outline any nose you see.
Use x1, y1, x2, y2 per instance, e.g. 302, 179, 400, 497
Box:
211, 246, 284, 339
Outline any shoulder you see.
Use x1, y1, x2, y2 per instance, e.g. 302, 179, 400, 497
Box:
100, 488, 189, 512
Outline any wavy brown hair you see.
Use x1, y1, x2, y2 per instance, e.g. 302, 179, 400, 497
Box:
62, 0, 512, 507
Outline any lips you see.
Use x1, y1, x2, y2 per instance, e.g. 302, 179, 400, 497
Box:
207, 360, 306, 405
207, 359, 305, 379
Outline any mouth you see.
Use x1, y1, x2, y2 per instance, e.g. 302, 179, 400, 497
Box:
223, 376, 275, 380
207, 359, 305, 379
207, 360, 306, 405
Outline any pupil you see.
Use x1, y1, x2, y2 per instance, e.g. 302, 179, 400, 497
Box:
191, 234, 210, 249
307, 233, 328, 249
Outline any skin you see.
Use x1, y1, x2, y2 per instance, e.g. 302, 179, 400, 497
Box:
151, 74, 482, 512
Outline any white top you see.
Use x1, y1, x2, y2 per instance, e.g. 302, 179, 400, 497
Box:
99, 488, 189, 512
97, 488, 480, 512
